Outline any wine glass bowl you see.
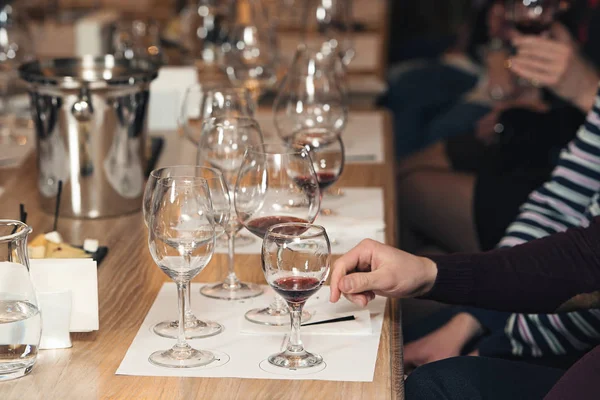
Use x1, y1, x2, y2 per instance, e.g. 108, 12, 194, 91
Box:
274, 45, 348, 143
235, 143, 321, 325
291, 129, 345, 192
262, 222, 331, 369
179, 84, 256, 145
147, 176, 217, 368
508, 0, 558, 35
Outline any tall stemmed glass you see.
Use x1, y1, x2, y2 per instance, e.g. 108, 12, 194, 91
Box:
198, 117, 265, 300
147, 176, 217, 368
274, 45, 347, 144
179, 84, 256, 146
263, 223, 331, 369
143, 166, 224, 339
235, 143, 320, 325
223, 0, 279, 102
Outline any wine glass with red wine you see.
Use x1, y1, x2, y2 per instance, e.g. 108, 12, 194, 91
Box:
262, 222, 331, 369
508, 0, 558, 36
290, 128, 345, 199
235, 143, 321, 325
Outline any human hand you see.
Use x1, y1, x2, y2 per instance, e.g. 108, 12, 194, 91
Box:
329, 239, 437, 307
509, 23, 598, 111
404, 313, 483, 370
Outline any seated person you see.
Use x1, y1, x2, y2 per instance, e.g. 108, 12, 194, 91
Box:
397, 20, 599, 253
398, 78, 600, 377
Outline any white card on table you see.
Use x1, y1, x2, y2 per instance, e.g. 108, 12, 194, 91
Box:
30, 258, 99, 332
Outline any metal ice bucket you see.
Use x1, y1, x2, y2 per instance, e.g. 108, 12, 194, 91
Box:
19, 56, 159, 218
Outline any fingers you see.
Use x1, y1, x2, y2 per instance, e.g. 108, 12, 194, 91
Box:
510, 60, 557, 86
342, 291, 375, 307
512, 37, 567, 61
329, 239, 377, 303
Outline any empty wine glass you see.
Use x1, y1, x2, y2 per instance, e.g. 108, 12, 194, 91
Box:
179, 84, 256, 145
291, 129, 345, 207
223, 0, 279, 102
302, 0, 355, 66
274, 45, 347, 143
235, 143, 320, 325
198, 117, 265, 300
147, 176, 216, 368
263, 222, 331, 369
143, 166, 224, 339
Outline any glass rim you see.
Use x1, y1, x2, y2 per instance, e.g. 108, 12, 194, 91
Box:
150, 165, 223, 180
0, 219, 32, 242
266, 223, 327, 240
202, 116, 260, 128
183, 83, 251, 95
155, 176, 209, 187
246, 142, 309, 156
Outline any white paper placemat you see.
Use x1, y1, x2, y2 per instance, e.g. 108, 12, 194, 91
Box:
116, 283, 386, 382
256, 111, 385, 164
213, 187, 386, 255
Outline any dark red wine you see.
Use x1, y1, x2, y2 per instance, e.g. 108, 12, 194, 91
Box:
245, 216, 309, 238
514, 20, 551, 35
272, 276, 322, 304
316, 171, 339, 190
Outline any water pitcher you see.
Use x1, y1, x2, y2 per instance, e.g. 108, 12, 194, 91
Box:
0, 220, 41, 381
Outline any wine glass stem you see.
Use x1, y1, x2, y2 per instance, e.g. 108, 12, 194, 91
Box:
175, 281, 190, 350
288, 306, 304, 352
224, 233, 240, 286
184, 285, 195, 322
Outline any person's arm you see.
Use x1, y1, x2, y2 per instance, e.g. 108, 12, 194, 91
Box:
330, 219, 600, 314
426, 217, 600, 313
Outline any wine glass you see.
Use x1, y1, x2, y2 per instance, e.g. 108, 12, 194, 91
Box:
290, 129, 345, 207
147, 176, 216, 368
507, 0, 558, 35
111, 18, 164, 65
235, 143, 321, 325
302, 0, 355, 66
179, 84, 256, 145
274, 45, 347, 144
263, 222, 331, 369
198, 117, 265, 300
223, 0, 279, 102
143, 166, 224, 339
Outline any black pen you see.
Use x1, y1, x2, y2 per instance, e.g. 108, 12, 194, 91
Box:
301, 315, 356, 326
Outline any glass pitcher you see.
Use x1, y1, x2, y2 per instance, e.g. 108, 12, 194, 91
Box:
0, 220, 41, 381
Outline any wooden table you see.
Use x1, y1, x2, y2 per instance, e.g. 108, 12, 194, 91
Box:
0, 113, 403, 400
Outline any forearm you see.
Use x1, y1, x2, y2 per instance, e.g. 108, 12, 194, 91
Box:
424, 218, 600, 313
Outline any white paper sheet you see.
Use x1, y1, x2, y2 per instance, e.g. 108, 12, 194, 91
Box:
213, 187, 386, 255
116, 283, 386, 382
29, 258, 99, 332
255, 111, 385, 164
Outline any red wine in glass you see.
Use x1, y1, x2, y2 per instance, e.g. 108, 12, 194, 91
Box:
245, 216, 309, 238
272, 276, 323, 305
295, 171, 339, 192
514, 20, 551, 35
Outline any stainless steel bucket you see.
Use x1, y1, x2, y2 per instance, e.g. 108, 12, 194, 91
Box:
19, 55, 159, 218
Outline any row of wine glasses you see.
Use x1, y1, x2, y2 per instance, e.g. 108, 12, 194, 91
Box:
144, 166, 330, 370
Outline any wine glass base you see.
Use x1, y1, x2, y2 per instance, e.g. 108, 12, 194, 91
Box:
0, 361, 34, 381
245, 307, 311, 326
268, 349, 323, 369
201, 281, 263, 300
152, 318, 223, 339
149, 347, 215, 369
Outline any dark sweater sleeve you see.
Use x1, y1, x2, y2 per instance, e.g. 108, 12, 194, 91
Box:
424, 217, 600, 314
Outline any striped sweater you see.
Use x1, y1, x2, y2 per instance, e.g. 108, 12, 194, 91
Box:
496, 85, 600, 358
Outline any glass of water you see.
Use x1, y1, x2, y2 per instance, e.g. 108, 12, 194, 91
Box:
0, 220, 41, 381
